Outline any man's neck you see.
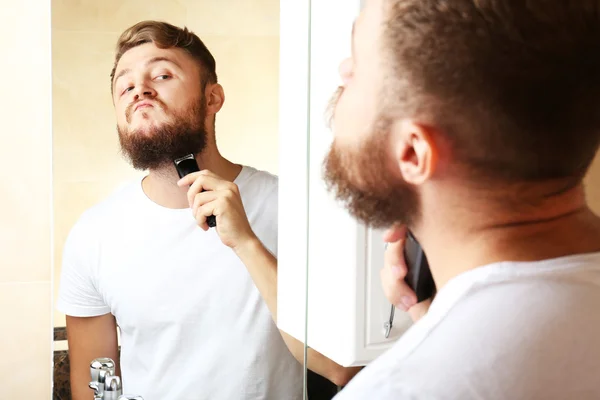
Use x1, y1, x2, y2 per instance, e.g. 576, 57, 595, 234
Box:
141, 147, 242, 209
416, 183, 600, 290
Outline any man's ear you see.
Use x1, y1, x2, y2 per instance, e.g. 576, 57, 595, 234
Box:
205, 83, 225, 115
393, 120, 438, 185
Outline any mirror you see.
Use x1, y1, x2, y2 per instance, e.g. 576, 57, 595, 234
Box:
50, 1, 339, 399
288, 0, 600, 397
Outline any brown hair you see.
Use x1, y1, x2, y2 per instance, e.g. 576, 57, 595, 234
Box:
110, 21, 217, 94
381, 0, 600, 183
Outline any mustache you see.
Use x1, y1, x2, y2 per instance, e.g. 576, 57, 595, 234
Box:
325, 86, 344, 130
125, 98, 167, 122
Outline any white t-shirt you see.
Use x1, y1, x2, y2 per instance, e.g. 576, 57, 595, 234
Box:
335, 252, 600, 400
57, 166, 303, 400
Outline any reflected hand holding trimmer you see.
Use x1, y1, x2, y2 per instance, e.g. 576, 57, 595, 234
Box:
173, 154, 217, 228
384, 229, 436, 338
403, 230, 436, 303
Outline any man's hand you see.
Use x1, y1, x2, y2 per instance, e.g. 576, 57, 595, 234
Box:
381, 225, 432, 322
177, 170, 257, 250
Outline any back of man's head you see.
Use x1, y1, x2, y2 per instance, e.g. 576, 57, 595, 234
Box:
382, 0, 600, 184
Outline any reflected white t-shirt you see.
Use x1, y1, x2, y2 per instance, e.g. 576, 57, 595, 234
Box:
335, 252, 600, 400
57, 166, 303, 400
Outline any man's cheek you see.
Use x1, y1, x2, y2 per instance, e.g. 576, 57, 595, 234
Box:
335, 101, 363, 140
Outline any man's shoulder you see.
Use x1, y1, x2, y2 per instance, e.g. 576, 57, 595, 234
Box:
69, 179, 141, 235
335, 366, 425, 400
241, 165, 278, 187
238, 165, 278, 200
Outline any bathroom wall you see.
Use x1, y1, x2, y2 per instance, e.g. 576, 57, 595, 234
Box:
0, 0, 53, 397
52, 0, 281, 328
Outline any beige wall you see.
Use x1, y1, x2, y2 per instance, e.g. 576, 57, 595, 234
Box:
0, 0, 53, 397
52, 0, 280, 327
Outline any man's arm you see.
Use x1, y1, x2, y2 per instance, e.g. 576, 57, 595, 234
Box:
66, 314, 120, 400
178, 171, 362, 386
234, 238, 362, 387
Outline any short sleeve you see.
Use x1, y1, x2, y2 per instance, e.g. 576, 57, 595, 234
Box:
245, 171, 279, 257
270, 183, 278, 257
56, 213, 111, 317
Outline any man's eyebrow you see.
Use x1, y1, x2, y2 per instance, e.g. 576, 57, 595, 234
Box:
113, 67, 131, 85
113, 56, 182, 86
146, 56, 182, 70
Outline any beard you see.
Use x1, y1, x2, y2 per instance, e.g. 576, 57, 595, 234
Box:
322, 89, 420, 229
118, 96, 208, 170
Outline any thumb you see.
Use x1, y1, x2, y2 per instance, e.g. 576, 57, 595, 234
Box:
383, 224, 407, 243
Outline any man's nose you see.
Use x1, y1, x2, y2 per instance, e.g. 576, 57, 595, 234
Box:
133, 83, 156, 100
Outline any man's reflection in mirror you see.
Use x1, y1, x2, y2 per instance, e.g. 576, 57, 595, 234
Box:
57, 20, 360, 400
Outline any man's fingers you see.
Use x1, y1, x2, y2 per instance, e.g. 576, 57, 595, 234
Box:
192, 191, 219, 212
186, 175, 230, 207
381, 224, 418, 311
380, 266, 417, 311
384, 240, 407, 274
176, 170, 202, 187
383, 224, 407, 243
177, 169, 225, 189
193, 201, 218, 231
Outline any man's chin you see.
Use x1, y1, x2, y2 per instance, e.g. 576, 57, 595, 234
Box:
123, 122, 164, 137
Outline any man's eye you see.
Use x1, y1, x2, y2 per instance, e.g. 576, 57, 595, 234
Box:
121, 86, 134, 95
156, 75, 171, 80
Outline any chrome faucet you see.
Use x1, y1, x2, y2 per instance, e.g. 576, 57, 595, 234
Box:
89, 358, 116, 400
88, 358, 144, 400
103, 375, 122, 400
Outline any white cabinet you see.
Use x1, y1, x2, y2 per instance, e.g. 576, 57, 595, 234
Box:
276, 0, 413, 367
